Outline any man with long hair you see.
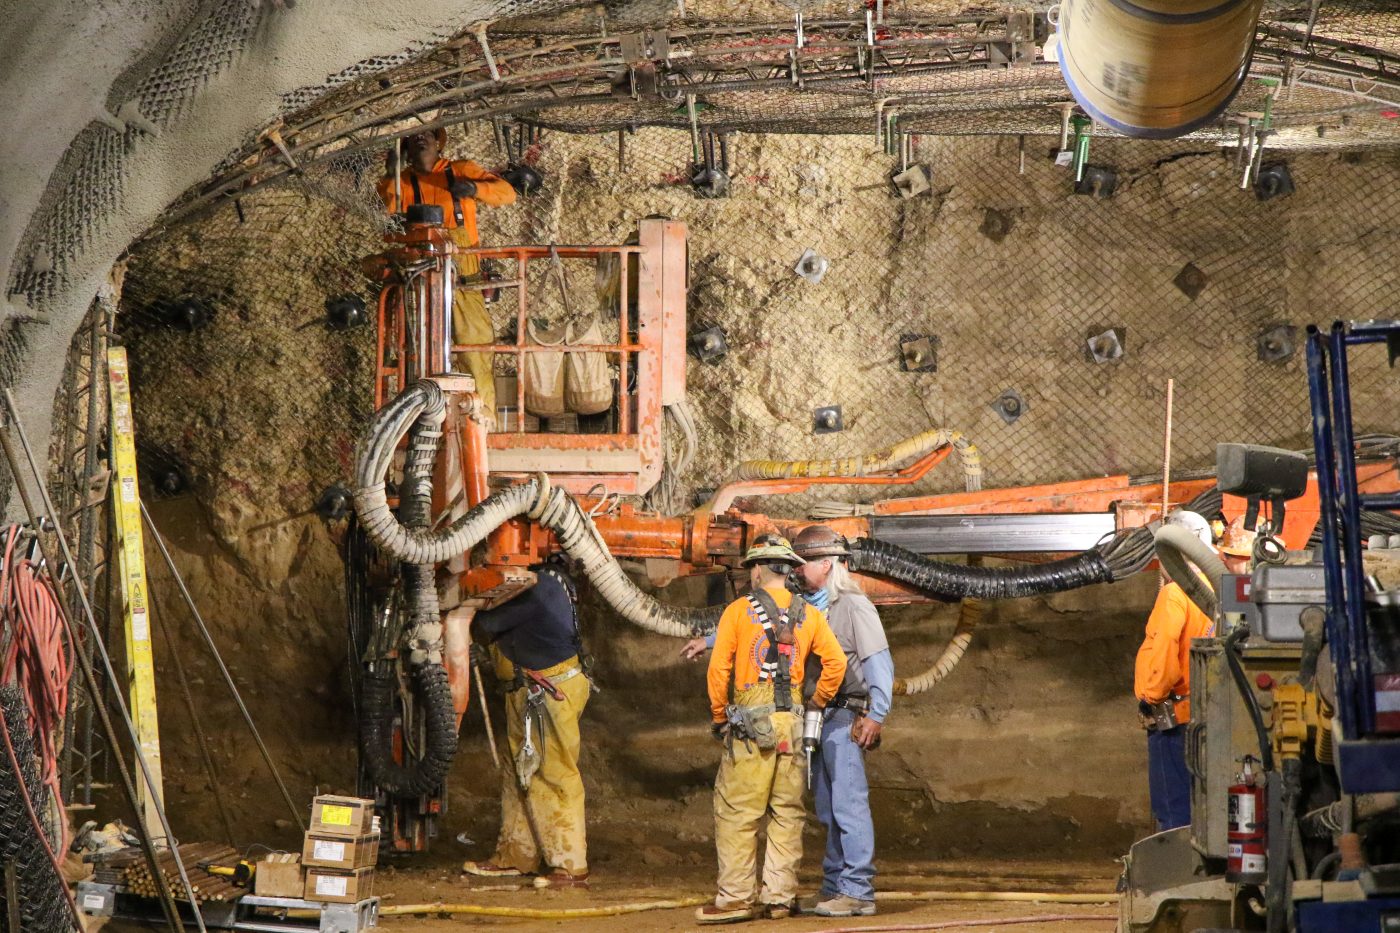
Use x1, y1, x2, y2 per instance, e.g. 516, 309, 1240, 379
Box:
791, 525, 893, 918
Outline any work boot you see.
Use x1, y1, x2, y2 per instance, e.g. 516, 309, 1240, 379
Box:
795, 893, 835, 915
461, 860, 526, 878
762, 903, 791, 920
695, 903, 755, 924
814, 894, 876, 917
532, 870, 590, 889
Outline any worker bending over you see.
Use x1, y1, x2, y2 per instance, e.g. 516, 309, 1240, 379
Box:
377, 127, 516, 420
792, 526, 894, 918
464, 559, 591, 888
1134, 510, 1247, 832
698, 535, 846, 924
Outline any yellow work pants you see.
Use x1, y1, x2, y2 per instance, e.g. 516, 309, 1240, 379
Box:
712, 708, 805, 909
448, 239, 496, 420
490, 655, 590, 875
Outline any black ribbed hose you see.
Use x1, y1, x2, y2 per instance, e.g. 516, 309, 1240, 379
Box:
847, 536, 1114, 600
359, 665, 458, 797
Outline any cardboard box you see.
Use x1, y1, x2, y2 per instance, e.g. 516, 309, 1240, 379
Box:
309, 795, 375, 838
253, 854, 303, 898
302, 831, 379, 871
304, 866, 374, 904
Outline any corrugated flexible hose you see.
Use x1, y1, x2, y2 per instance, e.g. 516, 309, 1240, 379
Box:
896, 558, 983, 696
848, 537, 1116, 601
736, 427, 983, 490
353, 382, 721, 640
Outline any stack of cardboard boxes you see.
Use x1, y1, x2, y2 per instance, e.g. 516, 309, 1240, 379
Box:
302, 795, 379, 904
251, 794, 379, 904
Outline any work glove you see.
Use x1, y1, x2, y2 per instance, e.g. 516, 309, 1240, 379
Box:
448, 178, 478, 199
711, 722, 729, 743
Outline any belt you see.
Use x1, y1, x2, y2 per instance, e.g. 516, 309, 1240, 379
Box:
505, 664, 582, 694
831, 695, 868, 714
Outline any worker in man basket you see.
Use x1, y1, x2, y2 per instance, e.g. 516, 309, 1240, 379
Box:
377, 127, 516, 422
697, 534, 846, 924
1134, 509, 1228, 832
790, 525, 894, 918
463, 557, 592, 888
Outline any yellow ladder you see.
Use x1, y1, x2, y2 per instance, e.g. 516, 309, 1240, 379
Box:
108, 347, 165, 836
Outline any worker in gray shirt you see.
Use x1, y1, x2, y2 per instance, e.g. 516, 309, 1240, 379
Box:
792, 525, 893, 918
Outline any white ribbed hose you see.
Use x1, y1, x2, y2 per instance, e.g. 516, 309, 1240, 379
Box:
1153, 524, 1226, 619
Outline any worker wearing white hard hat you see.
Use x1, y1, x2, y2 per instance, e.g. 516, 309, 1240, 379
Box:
1133, 508, 1219, 832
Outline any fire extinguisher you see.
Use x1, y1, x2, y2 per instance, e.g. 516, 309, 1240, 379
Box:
1227, 755, 1267, 884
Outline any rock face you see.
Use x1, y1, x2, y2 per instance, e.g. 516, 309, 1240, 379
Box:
115, 127, 1400, 855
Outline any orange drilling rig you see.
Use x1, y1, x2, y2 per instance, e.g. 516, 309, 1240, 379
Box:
344, 207, 1400, 851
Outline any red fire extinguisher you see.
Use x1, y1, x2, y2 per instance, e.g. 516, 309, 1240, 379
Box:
1227, 755, 1267, 884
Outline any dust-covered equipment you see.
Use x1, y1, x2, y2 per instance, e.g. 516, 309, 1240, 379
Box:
1120, 320, 1400, 933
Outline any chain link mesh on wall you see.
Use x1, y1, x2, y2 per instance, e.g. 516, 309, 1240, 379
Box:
118, 123, 1400, 531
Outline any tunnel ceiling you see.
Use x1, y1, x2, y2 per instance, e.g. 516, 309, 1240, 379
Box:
162, 0, 1400, 232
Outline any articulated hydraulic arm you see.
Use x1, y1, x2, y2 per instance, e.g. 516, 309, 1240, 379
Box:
346, 215, 1400, 852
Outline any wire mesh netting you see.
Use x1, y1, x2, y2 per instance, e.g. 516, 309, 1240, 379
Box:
117, 123, 1400, 530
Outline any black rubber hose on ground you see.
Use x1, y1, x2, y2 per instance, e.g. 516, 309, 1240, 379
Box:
359, 665, 458, 798
847, 536, 1114, 601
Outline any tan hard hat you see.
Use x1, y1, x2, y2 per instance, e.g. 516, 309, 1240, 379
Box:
1220, 517, 1256, 558
742, 533, 806, 567
792, 525, 851, 559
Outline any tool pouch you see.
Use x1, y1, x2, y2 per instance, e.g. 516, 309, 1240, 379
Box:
735, 704, 778, 751
1140, 697, 1179, 733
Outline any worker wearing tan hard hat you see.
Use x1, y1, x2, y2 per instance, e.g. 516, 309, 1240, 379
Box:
697, 534, 846, 924
791, 525, 893, 919
378, 127, 516, 421
1218, 516, 1256, 574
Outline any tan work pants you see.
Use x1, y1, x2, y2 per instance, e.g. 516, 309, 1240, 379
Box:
712, 708, 805, 909
490, 655, 590, 875
447, 237, 496, 420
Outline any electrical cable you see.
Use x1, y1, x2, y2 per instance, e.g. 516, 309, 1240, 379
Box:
1226, 626, 1275, 772
794, 914, 1116, 933
0, 390, 194, 932
139, 501, 306, 834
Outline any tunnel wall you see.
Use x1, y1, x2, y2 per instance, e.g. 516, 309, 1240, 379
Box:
115, 131, 1400, 856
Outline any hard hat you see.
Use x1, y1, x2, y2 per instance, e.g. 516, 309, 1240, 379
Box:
742, 533, 806, 568
1166, 509, 1213, 548
792, 525, 851, 560
1219, 517, 1257, 558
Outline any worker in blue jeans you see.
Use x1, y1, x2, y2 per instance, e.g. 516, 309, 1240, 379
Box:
679, 527, 893, 917
793, 526, 893, 917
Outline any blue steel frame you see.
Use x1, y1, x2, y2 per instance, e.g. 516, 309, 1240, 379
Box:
1306, 320, 1400, 743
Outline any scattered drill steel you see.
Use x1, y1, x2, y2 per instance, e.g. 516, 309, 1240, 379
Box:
0, 390, 193, 933
140, 501, 307, 832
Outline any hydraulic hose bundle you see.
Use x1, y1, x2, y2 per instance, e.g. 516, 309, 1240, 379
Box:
0, 527, 71, 848
848, 535, 1115, 601
736, 427, 983, 491
352, 381, 721, 646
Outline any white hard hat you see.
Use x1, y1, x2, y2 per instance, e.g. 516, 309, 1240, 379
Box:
1166, 509, 1213, 548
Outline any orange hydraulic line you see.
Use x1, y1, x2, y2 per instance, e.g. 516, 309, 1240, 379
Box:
705, 446, 953, 515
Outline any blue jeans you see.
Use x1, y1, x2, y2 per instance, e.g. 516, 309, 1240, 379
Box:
1147, 726, 1191, 832
812, 707, 876, 901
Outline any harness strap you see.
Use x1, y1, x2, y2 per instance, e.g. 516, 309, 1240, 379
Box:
443, 165, 466, 226
748, 589, 805, 712
408, 172, 424, 206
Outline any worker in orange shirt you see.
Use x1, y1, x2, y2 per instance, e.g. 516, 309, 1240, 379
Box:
377, 127, 516, 420
697, 535, 846, 925
1134, 510, 1225, 832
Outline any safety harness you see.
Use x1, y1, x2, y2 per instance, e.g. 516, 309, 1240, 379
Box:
746, 588, 806, 713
